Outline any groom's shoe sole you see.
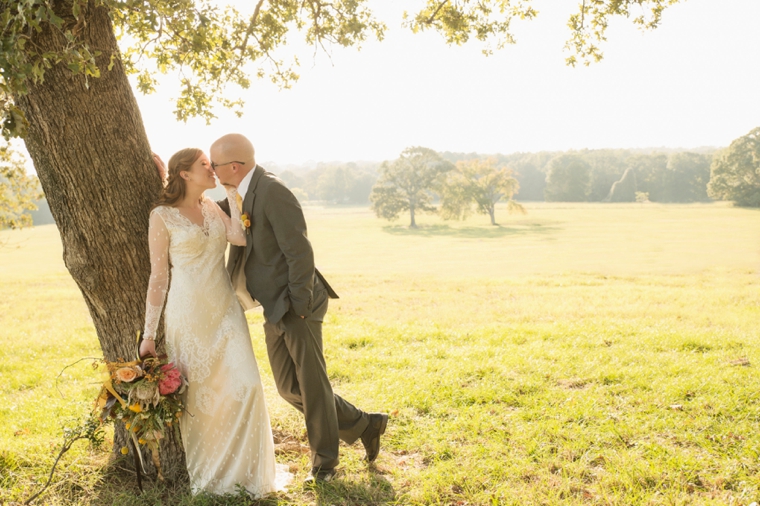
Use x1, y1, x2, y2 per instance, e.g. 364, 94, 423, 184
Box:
361, 413, 388, 463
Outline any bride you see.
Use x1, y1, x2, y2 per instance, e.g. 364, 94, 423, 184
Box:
138, 148, 290, 496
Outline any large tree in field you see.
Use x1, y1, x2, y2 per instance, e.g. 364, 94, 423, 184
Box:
0, 0, 689, 475
440, 158, 524, 225
708, 127, 760, 207
370, 147, 452, 228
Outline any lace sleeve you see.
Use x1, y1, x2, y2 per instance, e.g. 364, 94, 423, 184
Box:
213, 189, 247, 247
143, 209, 169, 341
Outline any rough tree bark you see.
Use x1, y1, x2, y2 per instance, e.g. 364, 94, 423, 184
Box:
15, 1, 186, 480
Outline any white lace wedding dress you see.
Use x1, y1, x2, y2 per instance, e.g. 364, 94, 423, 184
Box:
143, 193, 291, 496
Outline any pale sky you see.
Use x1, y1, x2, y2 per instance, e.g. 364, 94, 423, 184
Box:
49, 0, 760, 165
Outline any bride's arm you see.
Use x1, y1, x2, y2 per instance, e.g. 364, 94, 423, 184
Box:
213, 187, 247, 247
140, 210, 170, 357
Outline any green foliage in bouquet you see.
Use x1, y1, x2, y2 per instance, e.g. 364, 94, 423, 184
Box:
95, 355, 187, 479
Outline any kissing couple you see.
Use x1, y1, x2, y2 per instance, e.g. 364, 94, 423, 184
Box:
138, 133, 388, 495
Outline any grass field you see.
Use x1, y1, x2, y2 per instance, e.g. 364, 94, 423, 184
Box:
1, 202, 759, 505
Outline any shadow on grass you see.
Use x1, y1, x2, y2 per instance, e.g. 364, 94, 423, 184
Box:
382, 222, 562, 239
311, 470, 396, 506
80, 461, 395, 506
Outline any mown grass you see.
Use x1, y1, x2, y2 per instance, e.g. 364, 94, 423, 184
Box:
1, 202, 759, 505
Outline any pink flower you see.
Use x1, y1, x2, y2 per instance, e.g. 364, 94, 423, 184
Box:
159, 363, 182, 395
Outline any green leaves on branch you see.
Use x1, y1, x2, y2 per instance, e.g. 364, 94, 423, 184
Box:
110, 0, 385, 124
707, 127, 760, 207
0, 0, 685, 136
564, 0, 682, 66
1, 0, 102, 138
1, 0, 385, 133
0, 143, 42, 229
405, 0, 538, 55
408, 0, 682, 62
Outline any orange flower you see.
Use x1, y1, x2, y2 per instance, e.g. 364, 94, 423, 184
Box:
115, 367, 138, 383
241, 213, 251, 230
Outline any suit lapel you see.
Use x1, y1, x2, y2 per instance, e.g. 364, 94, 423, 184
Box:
243, 165, 265, 261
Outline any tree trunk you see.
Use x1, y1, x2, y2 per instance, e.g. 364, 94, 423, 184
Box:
489, 205, 496, 225
409, 205, 417, 228
15, 1, 186, 481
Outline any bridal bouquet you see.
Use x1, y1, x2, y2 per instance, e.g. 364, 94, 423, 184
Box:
94, 352, 187, 479
25, 342, 188, 503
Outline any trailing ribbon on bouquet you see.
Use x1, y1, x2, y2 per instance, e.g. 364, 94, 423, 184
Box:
101, 375, 128, 409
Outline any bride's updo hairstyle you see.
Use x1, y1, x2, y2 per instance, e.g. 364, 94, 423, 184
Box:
153, 148, 203, 209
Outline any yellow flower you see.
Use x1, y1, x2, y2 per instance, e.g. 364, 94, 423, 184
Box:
128, 403, 142, 413
125, 423, 131, 429
175, 411, 182, 418
138, 438, 146, 445
120, 446, 129, 455
241, 213, 251, 230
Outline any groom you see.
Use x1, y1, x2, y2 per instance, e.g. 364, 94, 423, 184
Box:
210, 133, 387, 483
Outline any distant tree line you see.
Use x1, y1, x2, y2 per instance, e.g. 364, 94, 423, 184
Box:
275, 162, 378, 205
364, 127, 759, 227
441, 149, 715, 204
7, 128, 759, 229
270, 127, 757, 214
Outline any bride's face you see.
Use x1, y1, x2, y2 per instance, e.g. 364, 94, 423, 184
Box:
182, 153, 217, 190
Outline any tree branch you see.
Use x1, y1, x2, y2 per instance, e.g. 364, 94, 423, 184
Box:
581, 0, 586, 31
237, 0, 267, 52
424, 0, 450, 25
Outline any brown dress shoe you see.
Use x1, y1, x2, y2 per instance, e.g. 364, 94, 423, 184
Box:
360, 413, 388, 462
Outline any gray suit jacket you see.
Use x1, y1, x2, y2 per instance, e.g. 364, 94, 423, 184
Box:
219, 165, 338, 323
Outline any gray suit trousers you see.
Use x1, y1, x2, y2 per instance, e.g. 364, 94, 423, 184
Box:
262, 282, 369, 469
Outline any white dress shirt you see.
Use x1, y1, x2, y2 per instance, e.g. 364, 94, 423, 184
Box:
236, 165, 256, 198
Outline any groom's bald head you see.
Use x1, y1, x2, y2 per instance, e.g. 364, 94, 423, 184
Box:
210, 133, 256, 186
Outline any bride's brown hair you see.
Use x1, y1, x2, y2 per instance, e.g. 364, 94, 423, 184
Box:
153, 148, 203, 209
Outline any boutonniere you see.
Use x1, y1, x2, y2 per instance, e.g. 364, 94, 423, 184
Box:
240, 213, 251, 233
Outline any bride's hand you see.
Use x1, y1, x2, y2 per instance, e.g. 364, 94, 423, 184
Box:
139, 339, 157, 359
153, 153, 167, 182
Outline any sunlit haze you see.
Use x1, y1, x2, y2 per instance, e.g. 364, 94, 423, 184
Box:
53, 0, 760, 164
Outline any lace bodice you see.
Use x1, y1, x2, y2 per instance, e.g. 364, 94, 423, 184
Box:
142, 192, 245, 341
